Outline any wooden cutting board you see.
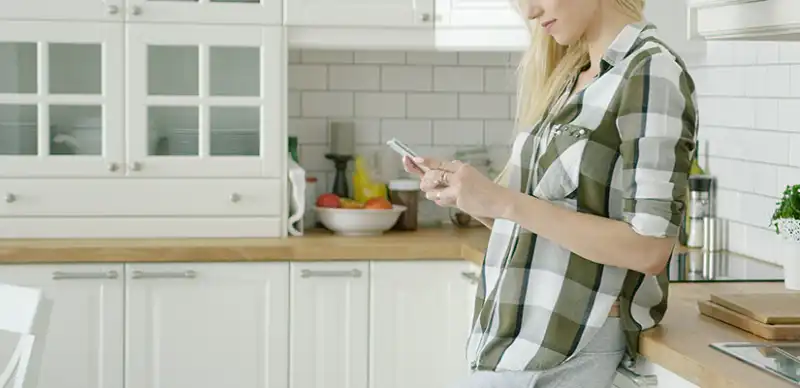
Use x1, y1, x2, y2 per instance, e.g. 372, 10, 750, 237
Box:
697, 300, 800, 340
710, 293, 800, 324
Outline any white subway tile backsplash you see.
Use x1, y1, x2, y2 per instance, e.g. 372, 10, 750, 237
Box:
355, 92, 405, 117
381, 65, 433, 91
406, 51, 458, 65
458, 52, 510, 66
288, 65, 327, 90
779, 42, 800, 63
354, 51, 406, 64
484, 120, 515, 146
381, 119, 432, 145
288, 118, 328, 144
767, 65, 793, 97
328, 65, 380, 90
751, 162, 778, 197
485, 68, 516, 93
407, 93, 459, 118
778, 99, 800, 132
756, 42, 780, 64
302, 91, 353, 117
299, 144, 334, 171
301, 50, 353, 64
433, 120, 484, 145
287, 91, 301, 117
790, 134, 800, 167
792, 65, 800, 97
459, 94, 509, 119
434, 67, 483, 92
754, 99, 779, 130
352, 119, 381, 144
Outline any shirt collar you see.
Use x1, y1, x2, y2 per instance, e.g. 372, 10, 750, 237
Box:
599, 20, 656, 71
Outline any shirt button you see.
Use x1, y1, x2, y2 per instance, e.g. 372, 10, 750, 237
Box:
470, 361, 477, 369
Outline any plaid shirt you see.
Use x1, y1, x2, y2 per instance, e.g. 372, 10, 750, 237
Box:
466, 21, 698, 371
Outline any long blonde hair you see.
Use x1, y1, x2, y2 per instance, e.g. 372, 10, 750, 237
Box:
494, 0, 644, 186
515, 0, 645, 128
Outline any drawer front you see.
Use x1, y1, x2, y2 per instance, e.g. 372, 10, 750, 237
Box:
0, 178, 282, 217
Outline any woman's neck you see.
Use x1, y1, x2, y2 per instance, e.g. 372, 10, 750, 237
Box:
583, 8, 640, 74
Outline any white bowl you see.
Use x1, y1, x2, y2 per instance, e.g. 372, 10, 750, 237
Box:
315, 205, 407, 236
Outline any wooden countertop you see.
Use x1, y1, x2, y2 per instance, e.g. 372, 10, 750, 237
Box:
0, 227, 490, 264
0, 227, 793, 387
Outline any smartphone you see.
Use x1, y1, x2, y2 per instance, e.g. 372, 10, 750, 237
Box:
386, 138, 428, 172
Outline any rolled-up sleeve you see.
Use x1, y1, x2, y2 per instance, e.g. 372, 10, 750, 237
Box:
616, 52, 698, 238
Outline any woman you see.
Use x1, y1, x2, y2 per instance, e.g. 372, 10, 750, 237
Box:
402, 0, 698, 387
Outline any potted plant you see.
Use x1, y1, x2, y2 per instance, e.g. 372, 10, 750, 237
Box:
770, 183, 800, 290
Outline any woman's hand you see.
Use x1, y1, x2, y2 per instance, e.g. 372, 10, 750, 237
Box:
403, 156, 510, 220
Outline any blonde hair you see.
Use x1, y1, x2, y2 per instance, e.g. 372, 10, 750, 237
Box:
493, 0, 644, 186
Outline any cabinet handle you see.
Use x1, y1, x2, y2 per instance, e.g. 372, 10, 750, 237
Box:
130, 5, 142, 15
108, 162, 119, 172
4, 193, 16, 203
229, 193, 241, 203
129, 161, 142, 171
300, 269, 362, 278
131, 270, 197, 279
106, 4, 119, 14
419, 13, 431, 22
52, 270, 119, 280
614, 365, 658, 388
461, 271, 479, 284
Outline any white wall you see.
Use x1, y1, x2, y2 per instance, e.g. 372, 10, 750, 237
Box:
692, 41, 800, 267
288, 43, 800, 267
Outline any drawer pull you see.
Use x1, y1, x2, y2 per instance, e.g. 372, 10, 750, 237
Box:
461, 271, 479, 284
300, 269, 362, 278
230, 193, 241, 203
52, 270, 119, 280
4, 193, 16, 203
131, 270, 197, 279
129, 161, 142, 171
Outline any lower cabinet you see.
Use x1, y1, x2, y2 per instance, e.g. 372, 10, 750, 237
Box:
125, 262, 290, 388
0, 260, 478, 388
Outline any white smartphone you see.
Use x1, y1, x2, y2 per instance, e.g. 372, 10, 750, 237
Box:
386, 138, 428, 172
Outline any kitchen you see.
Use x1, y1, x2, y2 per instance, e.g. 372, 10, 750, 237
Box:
1, 0, 800, 388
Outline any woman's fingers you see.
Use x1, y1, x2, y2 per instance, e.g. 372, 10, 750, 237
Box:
402, 155, 425, 176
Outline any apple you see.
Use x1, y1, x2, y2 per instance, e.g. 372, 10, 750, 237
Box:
364, 197, 392, 210
316, 193, 341, 208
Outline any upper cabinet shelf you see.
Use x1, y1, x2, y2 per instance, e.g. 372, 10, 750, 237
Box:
689, 0, 800, 40
0, 0, 282, 25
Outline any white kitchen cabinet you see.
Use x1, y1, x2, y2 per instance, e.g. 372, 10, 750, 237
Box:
286, 0, 430, 28
369, 261, 475, 388
0, 263, 124, 388
0, 21, 125, 178
688, 0, 800, 41
433, 0, 528, 51
644, 0, 704, 59
124, 0, 282, 26
0, 0, 124, 22
0, 20, 286, 238
290, 262, 369, 388
126, 23, 283, 178
125, 262, 290, 388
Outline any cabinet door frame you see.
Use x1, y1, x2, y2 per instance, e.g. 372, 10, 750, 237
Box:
286, 0, 434, 28
0, 21, 125, 178
125, 23, 283, 178
0, 0, 123, 23
124, 0, 282, 26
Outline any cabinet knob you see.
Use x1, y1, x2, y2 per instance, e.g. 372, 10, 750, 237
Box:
107, 4, 119, 14
129, 161, 142, 171
420, 13, 431, 22
130, 5, 142, 15
229, 193, 241, 203
108, 162, 119, 172
4, 193, 16, 203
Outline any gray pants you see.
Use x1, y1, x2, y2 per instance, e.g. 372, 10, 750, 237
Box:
451, 318, 626, 388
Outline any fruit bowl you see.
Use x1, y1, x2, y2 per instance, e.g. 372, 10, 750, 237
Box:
315, 205, 407, 236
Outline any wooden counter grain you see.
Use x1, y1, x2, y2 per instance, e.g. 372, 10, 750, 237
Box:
0, 227, 490, 264
0, 227, 793, 388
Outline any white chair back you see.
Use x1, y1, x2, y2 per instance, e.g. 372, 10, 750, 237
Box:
0, 283, 51, 388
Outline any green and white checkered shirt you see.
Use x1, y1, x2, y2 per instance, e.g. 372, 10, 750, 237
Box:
466, 21, 698, 371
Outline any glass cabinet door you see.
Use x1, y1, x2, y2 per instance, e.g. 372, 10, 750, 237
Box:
126, 24, 283, 178
1, 0, 122, 22
0, 21, 124, 177
125, 0, 281, 26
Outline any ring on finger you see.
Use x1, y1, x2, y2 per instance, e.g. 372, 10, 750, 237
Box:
440, 170, 449, 185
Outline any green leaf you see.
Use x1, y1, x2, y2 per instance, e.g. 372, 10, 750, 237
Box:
771, 183, 800, 233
